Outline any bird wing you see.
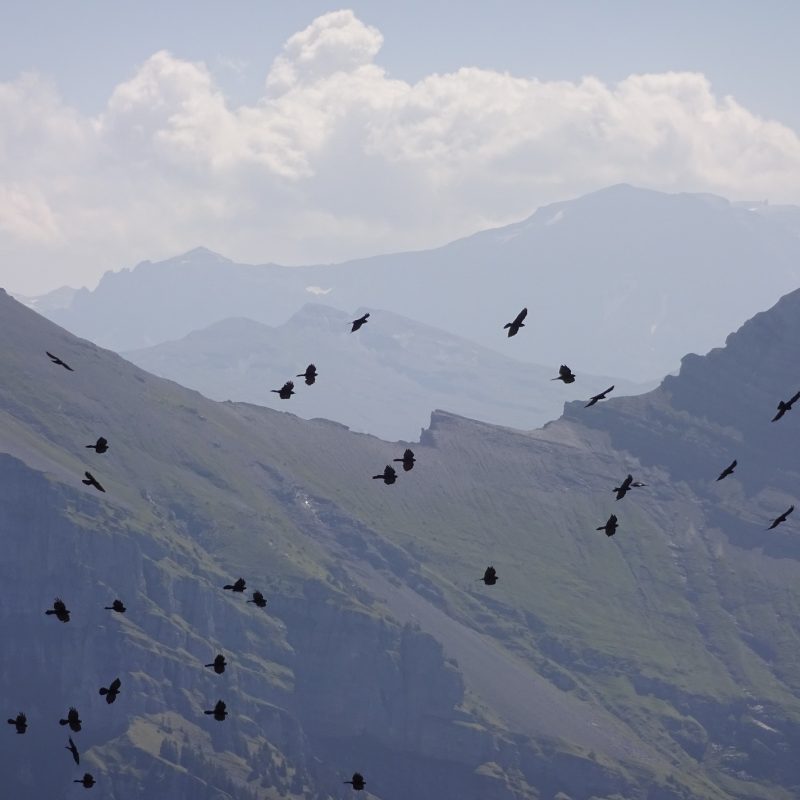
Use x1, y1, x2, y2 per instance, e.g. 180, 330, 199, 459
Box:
110, 678, 121, 692
404, 449, 414, 460
514, 308, 528, 325
97, 437, 107, 448
791, 391, 800, 405
558, 364, 570, 378
215, 701, 226, 713
605, 385, 615, 395
46, 351, 57, 361
787, 505, 795, 517
385, 466, 396, 478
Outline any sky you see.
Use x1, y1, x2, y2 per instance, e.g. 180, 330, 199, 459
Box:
2, 1, 800, 295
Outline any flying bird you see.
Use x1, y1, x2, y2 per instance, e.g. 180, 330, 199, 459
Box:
350, 313, 370, 332
66, 736, 80, 765
205, 654, 227, 675
503, 307, 527, 337
45, 597, 70, 623
771, 390, 800, 422
716, 460, 737, 481
585, 385, 615, 408
612, 474, 646, 500
393, 448, 416, 472
85, 437, 109, 454
99, 677, 121, 705
768, 505, 794, 531
59, 707, 82, 733
344, 773, 366, 791
478, 566, 498, 586
247, 591, 267, 609
104, 599, 126, 613
223, 578, 246, 593
296, 364, 318, 386
7, 713, 26, 734
74, 773, 95, 788
204, 700, 228, 721
551, 365, 576, 384
81, 472, 106, 493
597, 514, 618, 537
46, 351, 73, 371
372, 465, 397, 485
271, 381, 295, 400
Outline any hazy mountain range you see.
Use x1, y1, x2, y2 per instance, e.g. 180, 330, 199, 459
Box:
31, 185, 800, 383
124, 305, 648, 441
3, 258, 800, 799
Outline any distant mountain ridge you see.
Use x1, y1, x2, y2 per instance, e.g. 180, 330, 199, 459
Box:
34, 184, 800, 382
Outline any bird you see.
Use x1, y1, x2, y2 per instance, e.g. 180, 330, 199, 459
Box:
612, 474, 646, 500
204, 700, 227, 721
372, 465, 397, 485
99, 677, 121, 705
7, 712, 26, 734
551, 365, 576, 384
247, 591, 267, 609
45, 597, 70, 623
59, 707, 82, 732
66, 736, 80, 765
104, 599, 126, 613
716, 460, 737, 481
771, 390, 800, 422
350, 313, 370, 332
205, 654, 227, 675
46, 351, 73, 371
271, 381, 295, 400
344, 773, 366, 791
81, 471, 105, 493
296, 364, 318, 386
585, 385, 615, 408
478, 566, 498, 586
503, 307, 527, 337
223, 577, 246, 592
768, 505, 794, 531
85, 437, 109, 454
74, 773, 95, 788
393, 448, 416, 472
597, 514, 618, 537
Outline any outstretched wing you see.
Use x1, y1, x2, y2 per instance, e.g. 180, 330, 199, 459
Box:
513, 307, 528, 326
790, 391, 800, 405
558, 364, 570, 379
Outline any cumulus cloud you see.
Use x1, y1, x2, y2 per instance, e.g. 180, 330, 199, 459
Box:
2, 9, 800, 293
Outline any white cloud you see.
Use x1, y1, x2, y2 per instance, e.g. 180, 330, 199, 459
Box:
2, 9, 800, 294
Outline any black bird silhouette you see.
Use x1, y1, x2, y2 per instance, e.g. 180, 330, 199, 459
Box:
344, 773, 366, 791
585, 385, 614, 408
768, 505, 794, 531
350, 313, 370, 332
59, 707, 82, 732
45, 597, 70, 623
104, 599, 126, 613
74, 773, 95, 788
771, 390, 800, 422
372, 465, 397, 485
46, 351, 73, 371
205, 654, 227, 675
478, 566, 498, 586
7, 712, 26, 734
223, 577, 246, 592
99, 677, 121, 704
503, 307, 527, 337
393, 448, 416, 472
248, 591, 267, 609
85, 437, 109, 454
716, 460, 737, 481
296, 364, 318, 385
81, 471, 105, 493
204, 700, 227, 721
597, 514, 618, 537
66, 736, 80, 765
271, 381, 295, 400
551, 364, 576, 384
612, 474, 646, 500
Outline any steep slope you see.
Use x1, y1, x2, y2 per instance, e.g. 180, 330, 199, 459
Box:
124, 305, 646, 441
39, 185, 800, 381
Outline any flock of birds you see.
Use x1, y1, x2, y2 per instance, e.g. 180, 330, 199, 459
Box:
7, 308, 797, 796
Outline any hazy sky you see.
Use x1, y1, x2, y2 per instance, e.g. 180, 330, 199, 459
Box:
2, 1, 800, 294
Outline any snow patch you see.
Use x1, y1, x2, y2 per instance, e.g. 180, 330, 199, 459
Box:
545, 209, 565, 226
306, 285, 332, 295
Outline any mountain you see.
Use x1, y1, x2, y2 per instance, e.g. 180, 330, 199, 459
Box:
36, 185, 800, 381
124, 305, 648, 441
3, 283, 800, 799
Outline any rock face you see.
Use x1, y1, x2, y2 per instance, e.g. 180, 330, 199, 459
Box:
36, 185, 800, 381
3, 284, 800, 799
